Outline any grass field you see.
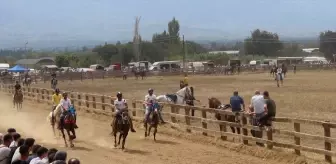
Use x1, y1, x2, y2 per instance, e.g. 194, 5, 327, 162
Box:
36, 71, 336, 122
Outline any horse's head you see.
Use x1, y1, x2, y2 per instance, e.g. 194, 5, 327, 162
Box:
208, 97, 222, 109
121, 111, 129, 122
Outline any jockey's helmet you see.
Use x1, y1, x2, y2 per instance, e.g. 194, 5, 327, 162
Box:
116, 92, 122, 98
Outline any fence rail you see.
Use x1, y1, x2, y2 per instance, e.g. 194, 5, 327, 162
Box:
1, 84, 335, 163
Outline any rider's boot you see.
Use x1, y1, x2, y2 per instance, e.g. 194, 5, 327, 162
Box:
129, 118, 136, 132
158, 111, 165, 124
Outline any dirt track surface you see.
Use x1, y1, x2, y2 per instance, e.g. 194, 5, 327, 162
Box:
0, 94, 293, 164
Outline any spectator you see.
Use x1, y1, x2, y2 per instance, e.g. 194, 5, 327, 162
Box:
11, 138, 35, 163
6, 129, 16, 135
52, 151, 67, 163
258, 91, 276, 129
229, 91, 245, 134
9, 133, 21, 148
29, 147, 48, 164
42, 148, 57, 164
8, 139, 25, 164
0, 134, 13, 164
26, 145, 41, 163
11, 145, 29, 164
0, 133, 3, 145
248, 90, 265, 146
67, 158, 80, 164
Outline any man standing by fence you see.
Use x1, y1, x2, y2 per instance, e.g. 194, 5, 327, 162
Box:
249, 90, 265, 146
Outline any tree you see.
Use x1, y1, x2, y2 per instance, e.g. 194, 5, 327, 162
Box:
168, 17, 180, 44
55, 55, 69, 67
92, 44, 119, 65
319, 30, 336, 60
244, 29, 283, 56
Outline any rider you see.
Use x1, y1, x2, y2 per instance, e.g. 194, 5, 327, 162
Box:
144, 89, 165, 124
114, 92, 136, 132
276, 66, 283, 87
183, 73, 188, 87
52, 88, 62, 107
14, 81, 21, 98
58, 92, 72, 129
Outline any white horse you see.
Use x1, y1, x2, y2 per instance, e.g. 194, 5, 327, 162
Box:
156, 86, 194, 105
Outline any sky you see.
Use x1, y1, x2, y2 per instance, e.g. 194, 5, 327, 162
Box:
0, 0, 336, 48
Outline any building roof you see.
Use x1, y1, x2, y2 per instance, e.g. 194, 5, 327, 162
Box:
16, 57, 55, 65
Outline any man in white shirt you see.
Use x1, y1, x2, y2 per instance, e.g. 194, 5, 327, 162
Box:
9, 133, 21, 148
276, 67, 283, 87
29, 147, 48, 164
144, 88, 157, 122
113, 92, 136, 132
58, 92, 72, 130
249, 90, 265, 146
0, 134, 13, 164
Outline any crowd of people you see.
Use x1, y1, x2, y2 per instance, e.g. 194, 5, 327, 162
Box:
0, 128, 80, 164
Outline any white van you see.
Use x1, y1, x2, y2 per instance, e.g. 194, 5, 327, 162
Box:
149, 61, 181, 71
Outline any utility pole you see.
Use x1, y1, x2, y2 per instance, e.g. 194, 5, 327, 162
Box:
133, 16, 141, 67
182, 35, 186, 73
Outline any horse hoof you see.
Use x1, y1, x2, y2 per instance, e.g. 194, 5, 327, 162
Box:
70, 144, 74, 148
114, 144, 117, 148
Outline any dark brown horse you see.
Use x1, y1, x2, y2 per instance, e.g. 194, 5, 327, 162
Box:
144, 110, 159, 141
13, 89, 23, 110
111, 111, 130, 150
208, 97, 241, 134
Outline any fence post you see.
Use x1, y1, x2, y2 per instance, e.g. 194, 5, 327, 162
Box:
323, 121, 332, 163
92, 96, 96, 109
170, 105, 177, 123
219, 112, 227, 140
77, 94, 82, 109
201, 106, 208, 136
184, 106, 191, 133
294, 122, 301, 155
266, 128, 273, 149
41, 89, 45, 100
70, 93, 75, 105
85, 94, 89, 108
101, 96, 105, 110
132, 100, 136, 117
110, 97, 115, 112
241, 114, 248, 145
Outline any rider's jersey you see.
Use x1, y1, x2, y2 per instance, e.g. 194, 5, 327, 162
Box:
145, 94, 156, 107
277, 68, 282, 74
60, 98, 72, 111
52, 94, 62, 105
183, 77, 188, 85
114, 99, 127, 111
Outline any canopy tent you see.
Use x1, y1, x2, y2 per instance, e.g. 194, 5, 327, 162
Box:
8, 65, 29, 72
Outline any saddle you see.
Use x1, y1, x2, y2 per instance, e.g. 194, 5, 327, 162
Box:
165, 94, 177, 103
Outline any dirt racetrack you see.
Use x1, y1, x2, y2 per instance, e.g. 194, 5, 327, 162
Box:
0, 93, 309, 164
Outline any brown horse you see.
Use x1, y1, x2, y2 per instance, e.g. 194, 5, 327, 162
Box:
208, 97, 241, 134
144, 110, 159, 141
13, 89, 23, 110
111, 110, 130, 150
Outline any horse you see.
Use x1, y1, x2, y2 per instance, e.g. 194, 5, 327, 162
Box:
23, 77, 32, 87
208, 97, 242, 134
270, 67, 276, 77
156, 86, 194, 105
47, 104, 77, 147
144, 103, 159, 141
13, 89, 23, 110
111, 110, 130, 150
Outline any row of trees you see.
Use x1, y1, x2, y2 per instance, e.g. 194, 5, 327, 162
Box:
1, 17, 336, 67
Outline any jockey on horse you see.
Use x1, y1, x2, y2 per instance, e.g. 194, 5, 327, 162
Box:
144, 88, 165, 125
58, 92, 78, 130
14, 81, 21, 98
113, 92, 136, 132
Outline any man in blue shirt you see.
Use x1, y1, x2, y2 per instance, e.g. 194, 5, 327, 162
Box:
230, 91, 245, 112
228, 91, 245, 134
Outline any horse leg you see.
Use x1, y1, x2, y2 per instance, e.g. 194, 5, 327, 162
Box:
71, 128, 76, 140
122, 132, 128, 150
153, 125, 157, 141
144, 123, 148, 137
60, 129, 68, 147
114, 132, 117, 147
118, 132, 122, 146
148, 125, 152, 137
66, 129, 74, 147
